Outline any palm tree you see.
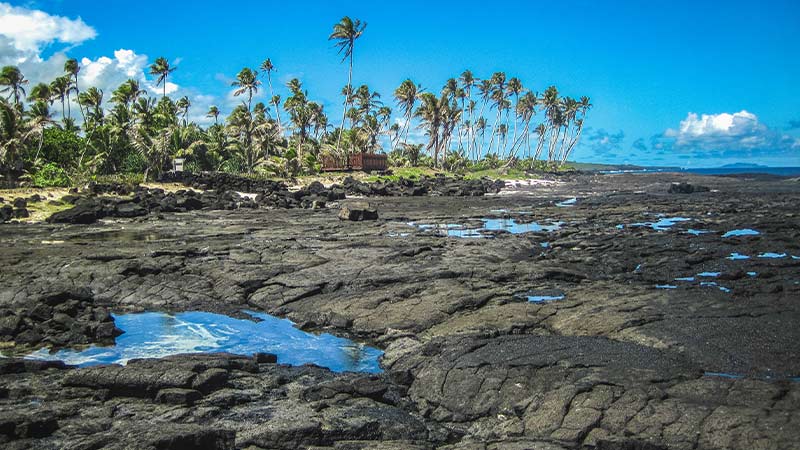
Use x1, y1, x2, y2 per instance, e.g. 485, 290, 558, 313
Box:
206, 105, 220, 124
176, 96, 191, 125
532, 123, 547, 161
506, 77, 523, 152
0, 66, 28, 106
111, 80, 147, 113
459, 70, 477, 156
50, 76, 71, 120
540, 86, 561, 162
329, 16, 367, 159
149, 57, 177, 98
232, 68, 260, 112
486, 72, 507, 156
28, 83, 52, 103
0, 98, 29, 171
26, 100, 56, 160
393, 79, 422, 146
259, 58, 282, 133
414, 92, 442, 167
560, 96, 592, 164
78, 87, 104, 127
64, 58, 86, 123
508, 91, 537, 159
476, 79, 494, 158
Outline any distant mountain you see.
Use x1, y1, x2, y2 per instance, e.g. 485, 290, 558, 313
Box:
719, 163, 769, 169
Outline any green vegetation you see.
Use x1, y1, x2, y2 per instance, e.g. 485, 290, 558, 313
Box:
0, 16, 591, 187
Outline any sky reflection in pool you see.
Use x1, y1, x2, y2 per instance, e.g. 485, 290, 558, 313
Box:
722, 229, 760, 238
700, 281, 731, 293
411, 219, 562, 238
556, 198, 577, 207
727, 253, 750, 260
630, 217, 692, 231
25, 311, 383, 373
758, 252, 787, 259
686, 229, 711, 236
656, 285, 678, 289
528, 295, 566, 303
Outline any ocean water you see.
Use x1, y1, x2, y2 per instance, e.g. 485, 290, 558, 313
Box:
600, 167, 800, 177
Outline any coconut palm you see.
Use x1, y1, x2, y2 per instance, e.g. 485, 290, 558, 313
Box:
532, 123, 547, 161
26, 100, 57, 160
0, 66, 28, 106
474, 116, 487, 158
259, 58, 282, 132
78, 87, 104, 127
176, 96, 191, 125
111, 79, 147, 108
49, 76, 71, 120
560, 96, 592, 164
508, 91, 537, 159
506, 77, 523, 151
459, 70, 477, 156
486, 72, 507, 155
476, 79, 494, 157
28, 83, 52, 103
393, 79, 422, 146
149, 57, 177, 98
232, 68, 260, 112
329, 16, 367, 158
0, 98, 28, 171
206, 106, 220, 124
415, 92, 458, 167
64, 58, 86, 123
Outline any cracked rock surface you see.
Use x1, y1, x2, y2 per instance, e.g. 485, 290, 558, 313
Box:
1, 172, 799, 449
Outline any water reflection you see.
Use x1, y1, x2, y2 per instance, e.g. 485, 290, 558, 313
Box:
25, 311, 383, 373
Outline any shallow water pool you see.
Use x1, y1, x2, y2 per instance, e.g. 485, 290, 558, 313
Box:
629, 217, 692, 231
722, 229, 760, 238
410, 218, 562, 238
25, 311, 383, 373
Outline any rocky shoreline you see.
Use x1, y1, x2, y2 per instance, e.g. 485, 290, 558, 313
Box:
1, 171, 799, 449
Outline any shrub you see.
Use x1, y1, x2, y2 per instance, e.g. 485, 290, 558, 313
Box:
36, 128, 84, 167
121, 150, 147, 174
31, 162, 70, 187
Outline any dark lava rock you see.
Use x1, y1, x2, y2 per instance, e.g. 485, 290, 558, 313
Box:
0, 288, 121, 349
114, 202, 147, 218
47, 198, 103, 224
155, 388, 203, 406
12, 198, 26, 209
338, 202, 379, 221
0, 205, 12, 222
668, 182, 710, 194
13, 207, 29, 219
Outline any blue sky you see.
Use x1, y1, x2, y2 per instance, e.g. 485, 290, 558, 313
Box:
2, 0, 799, 167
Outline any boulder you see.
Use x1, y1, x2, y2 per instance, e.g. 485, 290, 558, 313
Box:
12, 197, 26, 208
47, 198, 104, 224
338, 202, 379, 221
668, 182, 710, 194
155, 388, 203, 406
115, 202, 148, 218
0, 205, 12, 222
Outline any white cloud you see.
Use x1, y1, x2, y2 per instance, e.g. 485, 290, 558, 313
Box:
663, 110, 799, 153
0, 2, 95, 63
0, 3, 210, 122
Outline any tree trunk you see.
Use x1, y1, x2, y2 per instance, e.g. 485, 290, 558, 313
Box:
335, 45, 354, 165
